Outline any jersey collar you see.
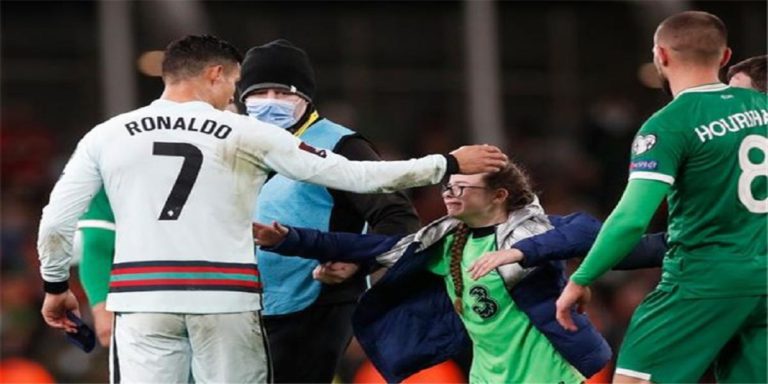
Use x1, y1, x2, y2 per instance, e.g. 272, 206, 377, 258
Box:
469, 225, 496, 238
152, 99, 215, 109
676, 82, 729, 98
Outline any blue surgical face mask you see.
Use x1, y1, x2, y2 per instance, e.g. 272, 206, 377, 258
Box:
245, 98, 297, 129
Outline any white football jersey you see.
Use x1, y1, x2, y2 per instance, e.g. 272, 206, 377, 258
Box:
38, 99, 447, 313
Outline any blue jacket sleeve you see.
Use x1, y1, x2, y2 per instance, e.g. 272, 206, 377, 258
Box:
262, 226, 405, 264
514, 212, 666, 269
517, 212, 602, 268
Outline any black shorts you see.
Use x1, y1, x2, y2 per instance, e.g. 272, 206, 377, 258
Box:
264, 302, 357, 383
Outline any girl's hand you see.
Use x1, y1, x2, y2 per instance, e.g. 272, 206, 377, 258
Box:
468, 249, 524, 280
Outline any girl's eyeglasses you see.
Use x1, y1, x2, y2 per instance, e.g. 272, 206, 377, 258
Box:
441, 184, 488, 197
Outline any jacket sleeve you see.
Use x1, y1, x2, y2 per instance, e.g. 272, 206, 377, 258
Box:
240, 118, 449, 193
263, 226, 405, 265
333, 135, 421, 235
516, 212, 602, 268
515, 212, 667, 269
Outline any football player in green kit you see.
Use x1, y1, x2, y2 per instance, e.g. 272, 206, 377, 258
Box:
556, 11, 767, 384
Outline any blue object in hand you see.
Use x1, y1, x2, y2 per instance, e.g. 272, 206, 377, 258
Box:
65, 311, 96, 353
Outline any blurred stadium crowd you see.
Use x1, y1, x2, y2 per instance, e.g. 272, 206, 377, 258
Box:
1, 1, 765, 382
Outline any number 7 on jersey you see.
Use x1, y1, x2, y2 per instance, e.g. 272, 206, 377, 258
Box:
153, 142, 203, 220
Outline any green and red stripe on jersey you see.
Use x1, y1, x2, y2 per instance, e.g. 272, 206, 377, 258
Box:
109, 261, 261, 293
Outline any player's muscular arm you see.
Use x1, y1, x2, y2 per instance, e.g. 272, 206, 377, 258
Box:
249, 123, 447, 192
244, 120, 506, 193
39, 130, 103, 286
38, 129, 104, 332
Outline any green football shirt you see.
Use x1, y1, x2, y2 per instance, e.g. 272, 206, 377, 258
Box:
628, 83, 767, 298
427, 229, 583, 384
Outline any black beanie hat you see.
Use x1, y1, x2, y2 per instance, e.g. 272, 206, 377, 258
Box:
238, 39, 316, 102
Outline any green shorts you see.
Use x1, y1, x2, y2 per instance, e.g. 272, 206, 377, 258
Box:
615, 284, 766, 383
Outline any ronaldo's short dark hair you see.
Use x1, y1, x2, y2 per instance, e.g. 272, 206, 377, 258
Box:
162, 35, 243, 82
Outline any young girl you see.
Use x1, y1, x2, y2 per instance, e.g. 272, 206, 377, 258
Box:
254, 163, 662, 383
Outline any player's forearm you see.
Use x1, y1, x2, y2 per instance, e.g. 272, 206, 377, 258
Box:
39, 210, 97, 286
570, 180, 669, 286
278, 150, 451, 194
569, 210, 648, 285
37, 222, 74, 290
38, 202, 81, 285
335, 153, 456, 193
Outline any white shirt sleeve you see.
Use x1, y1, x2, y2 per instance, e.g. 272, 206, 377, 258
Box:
242, 120, 447, 193
38, 129, 103, 283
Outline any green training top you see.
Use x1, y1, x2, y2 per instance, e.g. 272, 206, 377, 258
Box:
577, 84, 767, 298
427, 228, 583, 384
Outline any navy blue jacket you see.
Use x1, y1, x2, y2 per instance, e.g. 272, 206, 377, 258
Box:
267, 213, 666, 382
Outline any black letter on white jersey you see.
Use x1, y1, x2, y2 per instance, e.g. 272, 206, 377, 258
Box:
125, 121, 141, 136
